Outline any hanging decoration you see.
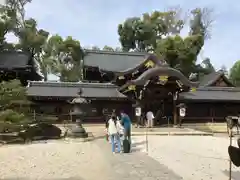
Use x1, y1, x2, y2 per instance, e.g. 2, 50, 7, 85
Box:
118, 76, 125, 80
173, 92, 178, 101
139, 80, 150, 100
190, 87, 196, 92
144, 60, 155, 68
176, 80, 183, 88
158, 75, 168, 85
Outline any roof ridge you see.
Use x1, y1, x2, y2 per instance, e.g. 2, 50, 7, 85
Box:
84, 49, 150, 56
28, 81, 118, 88
197, 87, 240, 92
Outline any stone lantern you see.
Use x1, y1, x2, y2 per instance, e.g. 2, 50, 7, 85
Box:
68, 88, 88, 138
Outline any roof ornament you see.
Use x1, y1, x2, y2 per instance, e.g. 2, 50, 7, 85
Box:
122, 84, 136, 94
190, 87, 197, 92
158, 75, 168, 85
144, 60, 155, 68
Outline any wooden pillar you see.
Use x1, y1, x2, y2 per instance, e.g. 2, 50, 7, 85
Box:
173, 92, 178, 125
173, 100, 177, 125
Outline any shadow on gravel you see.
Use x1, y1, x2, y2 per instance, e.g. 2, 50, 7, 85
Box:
222, 170, 240, 180
131, 140, 146, 148
131, 147, 143, 153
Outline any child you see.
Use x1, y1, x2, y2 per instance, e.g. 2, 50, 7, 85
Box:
116, 118, 124, 146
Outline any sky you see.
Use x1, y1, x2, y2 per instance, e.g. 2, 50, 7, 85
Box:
4, 0, 240, 75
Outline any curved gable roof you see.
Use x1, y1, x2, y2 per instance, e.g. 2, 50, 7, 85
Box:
118, 66, 199, 91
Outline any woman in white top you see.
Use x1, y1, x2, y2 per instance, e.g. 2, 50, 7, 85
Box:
108, 116, 121, 153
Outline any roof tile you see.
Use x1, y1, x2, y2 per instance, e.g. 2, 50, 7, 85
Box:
83, 50, 149, 72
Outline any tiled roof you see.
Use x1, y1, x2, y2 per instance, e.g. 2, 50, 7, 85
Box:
27, 81, 127, 99
199, 71, 234, 87
179, 87, 240, 102
0, 51, 31, 69
83, 50, 149, 72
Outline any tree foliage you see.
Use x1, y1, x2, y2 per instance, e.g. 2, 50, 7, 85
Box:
230, 61, 240, 86
118, 10, 184, 52
102, 45, 114, 51
118, 8, 213, 77
0, 79, 27, 109
44, 35, 84, 82
0, 0, 85, 82
15, 18, 50, 80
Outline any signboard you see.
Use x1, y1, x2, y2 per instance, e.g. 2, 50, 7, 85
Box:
179, 107, 186, 117
135, 107, 141, 117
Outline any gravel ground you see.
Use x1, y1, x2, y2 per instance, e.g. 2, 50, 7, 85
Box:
0, 139, 113, 180
1, 135, 238, 180
133, 135, 240, 180
0, 138, 182, 180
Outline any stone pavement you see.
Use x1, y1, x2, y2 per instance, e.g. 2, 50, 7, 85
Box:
95, 138, 182, 180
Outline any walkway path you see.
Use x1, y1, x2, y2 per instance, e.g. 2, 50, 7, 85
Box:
95, 139, 182, 180
133, 135, 240, 180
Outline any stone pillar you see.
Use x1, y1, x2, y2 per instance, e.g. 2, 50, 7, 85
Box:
173, 92, 178, 126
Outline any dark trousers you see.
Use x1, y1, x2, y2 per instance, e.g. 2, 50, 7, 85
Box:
124, 128, 131, 144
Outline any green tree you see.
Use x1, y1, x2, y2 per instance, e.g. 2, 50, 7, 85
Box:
155, 8, 212, 76
118, 8, 213, 77
91, 46, 100, 51
102, 45, 114, 51
2, 0, 49, 81
44, 35, 84, 82
0, 80, 27, 110
0, 1, 18, 50
14, 18, 49, 80
229, 61, 240, 86
0, 0, 33, 50
118, 10, 184, 52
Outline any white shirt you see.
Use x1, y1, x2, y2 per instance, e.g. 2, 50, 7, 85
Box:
146, 111, 154, 120
108, 119, 118, 135
116, 120, 124, 135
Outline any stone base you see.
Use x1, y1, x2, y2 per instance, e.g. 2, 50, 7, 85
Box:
68, 132, 88, 138
67, 125, 88, 138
